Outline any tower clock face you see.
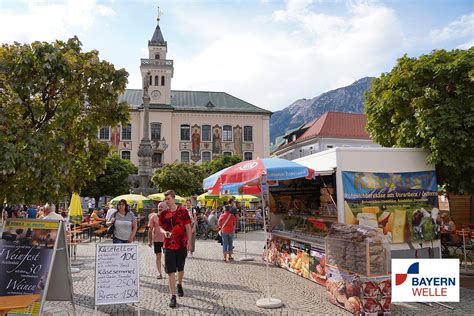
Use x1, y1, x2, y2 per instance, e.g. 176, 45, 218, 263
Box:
151, 90, 161, 99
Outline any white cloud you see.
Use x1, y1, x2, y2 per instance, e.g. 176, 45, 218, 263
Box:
170, 1, 406, 110
457, 41, 473, 50
430, 13, 474, 42
0, 0, 116, 44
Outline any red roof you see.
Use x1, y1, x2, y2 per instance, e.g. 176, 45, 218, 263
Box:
296, 112, 370, 143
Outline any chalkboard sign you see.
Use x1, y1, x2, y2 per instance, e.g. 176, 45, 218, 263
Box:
95, 243, 140, 306
0, 219, 74, 315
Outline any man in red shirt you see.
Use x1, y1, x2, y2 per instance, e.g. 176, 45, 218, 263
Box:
159, 190, 192, 308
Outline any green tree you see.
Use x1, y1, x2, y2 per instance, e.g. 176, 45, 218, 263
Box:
365, 48, 474, 194
201, 155, 242, 178
0, 37, 130, 203
82, 154, 138, 204
151, 162, 205, 197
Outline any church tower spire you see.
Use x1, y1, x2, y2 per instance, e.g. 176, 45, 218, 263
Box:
140, 5, 174, 105
149, 6, 165, 46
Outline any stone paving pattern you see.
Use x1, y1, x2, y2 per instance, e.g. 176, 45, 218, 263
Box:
45, 231, 474, 315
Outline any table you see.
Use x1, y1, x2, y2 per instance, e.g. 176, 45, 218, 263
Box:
0, 294, 41, 316
80, 222, 101, 242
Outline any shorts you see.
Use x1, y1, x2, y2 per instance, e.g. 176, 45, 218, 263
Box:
153, 242, 164, 254
164, 248, 187, 274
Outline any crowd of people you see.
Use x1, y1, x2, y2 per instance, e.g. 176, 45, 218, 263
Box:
1, 193, 264, 309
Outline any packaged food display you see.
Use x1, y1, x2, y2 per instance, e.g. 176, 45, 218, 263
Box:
265, 236, 327, 286
326, 266, 392, 315
325, 223, 391, 277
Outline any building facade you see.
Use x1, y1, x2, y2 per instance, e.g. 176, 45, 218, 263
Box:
99, 15, 271, 167
271, 112, 380, 160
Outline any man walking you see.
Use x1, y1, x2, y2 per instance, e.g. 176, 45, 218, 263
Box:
159, 190, 192, 308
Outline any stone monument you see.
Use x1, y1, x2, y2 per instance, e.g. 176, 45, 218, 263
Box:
130, 71, 155, 195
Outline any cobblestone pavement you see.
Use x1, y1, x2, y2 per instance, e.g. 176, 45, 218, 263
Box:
44, 231, 474, 315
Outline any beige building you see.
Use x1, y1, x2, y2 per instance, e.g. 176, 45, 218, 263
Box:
99, 15, 271, 167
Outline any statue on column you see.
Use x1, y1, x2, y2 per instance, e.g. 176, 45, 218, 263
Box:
143, 71, 150, 97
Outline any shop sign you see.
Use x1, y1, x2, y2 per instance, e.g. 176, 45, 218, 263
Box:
392, 259, 459, 302
342, 171, 439, 244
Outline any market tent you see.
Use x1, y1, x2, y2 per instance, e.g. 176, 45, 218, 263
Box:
68, 192, 83, 224
148, 193, 186, 204
206, 157, 315, 308
110, 194, 153, 210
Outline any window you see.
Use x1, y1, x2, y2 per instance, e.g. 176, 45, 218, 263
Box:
244, 152, 253, 161
202, 151, 212, 162
201, 125, 211, 141
152, 152, 162, 164
181, 151, 190, 163
154, 76, 159, 86
155, 53, 160, 59
121, 150, 131, 160
161, 76, 165, 86
149, 75, 152, 85
223, 151, 232, 157
151, 123, 161, 141
99, 127, 109, 140
326, 145, 334, 149
222, 125, 232, 142
121, 124, 132, 140
244, 126, 253, 142
180, 124, 190, 141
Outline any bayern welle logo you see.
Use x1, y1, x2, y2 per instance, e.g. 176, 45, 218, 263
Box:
392, 259, 459, 302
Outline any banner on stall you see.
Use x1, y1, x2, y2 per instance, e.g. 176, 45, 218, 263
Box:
95, 243, 140, 306
0, 219, 74, 315
342, 171, 439, 244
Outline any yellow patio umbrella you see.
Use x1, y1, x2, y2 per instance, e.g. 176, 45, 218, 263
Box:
234, 194, 261, 203
197, 192, 219, 201
110, 194, 153, 210
68, 193, 83, 224
148, 193, 186, 204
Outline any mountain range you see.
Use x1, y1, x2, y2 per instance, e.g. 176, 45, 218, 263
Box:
270, 77, 374, 145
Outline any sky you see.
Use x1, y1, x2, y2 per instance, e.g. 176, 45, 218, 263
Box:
0, 0, 472, 111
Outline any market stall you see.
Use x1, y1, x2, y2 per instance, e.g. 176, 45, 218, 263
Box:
266, 175, 337, 286
294, 147, 442, 259
265, 148, 440, 314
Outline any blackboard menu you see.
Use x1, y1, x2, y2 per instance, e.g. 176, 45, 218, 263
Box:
95, 244, 140, 306
0, 219, 60, 315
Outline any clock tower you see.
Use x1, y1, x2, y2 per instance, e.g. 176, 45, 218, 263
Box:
140, 8, 173, 105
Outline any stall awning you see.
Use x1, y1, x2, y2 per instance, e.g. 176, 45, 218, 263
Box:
313, 169, 335, 176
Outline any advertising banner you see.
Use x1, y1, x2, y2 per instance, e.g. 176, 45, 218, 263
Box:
0, 219, 60, 315
342, 171, 439, 244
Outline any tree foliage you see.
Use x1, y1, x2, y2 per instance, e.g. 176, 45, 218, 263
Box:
201, 155, 242, 178
365, 48, 474, 194
82, 154, 138, 202
0, 37, 130, 203
151, 162, 205, 197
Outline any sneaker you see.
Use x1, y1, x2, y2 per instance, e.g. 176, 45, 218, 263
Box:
169, 295, 177, 308
177, 283, 184, 297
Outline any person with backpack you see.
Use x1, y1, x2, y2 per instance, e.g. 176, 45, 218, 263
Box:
218, 205, 237, 262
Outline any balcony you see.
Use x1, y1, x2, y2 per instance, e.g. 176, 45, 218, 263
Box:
140, 59, 173, 67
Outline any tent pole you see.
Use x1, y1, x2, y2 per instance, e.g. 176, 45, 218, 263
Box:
256, 175, 282, 309
239, 192, 253, 261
